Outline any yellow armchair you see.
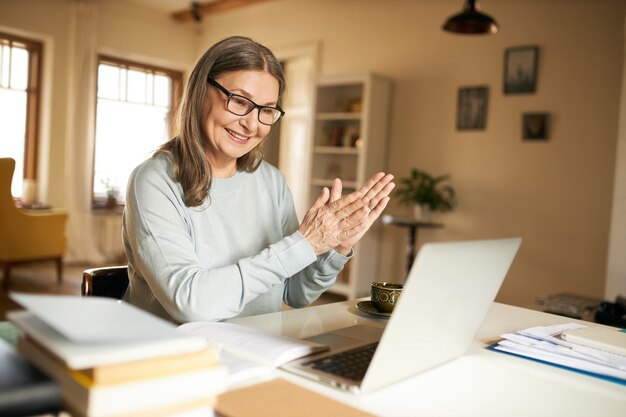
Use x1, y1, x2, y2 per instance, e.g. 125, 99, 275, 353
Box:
0, 158, 68, 291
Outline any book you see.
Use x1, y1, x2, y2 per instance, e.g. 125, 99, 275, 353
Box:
18, 335, 226, 417
178, 321, 328, 367
63, 398, 215, 417
10, 292, 191, 342
8, 293, 209, 369
178, 321, 328, 386
77, 347, 219, 385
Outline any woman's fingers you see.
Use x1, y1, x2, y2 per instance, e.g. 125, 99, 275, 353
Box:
330, 178, 342, 203
310, 187, 330, 211
328, 173, 394, 219
326, 189, 364, 215
358, 172, 386, 195
337, 218, 370, 241
299, 173, 395, 255
362, 174, 394, 203
369, 196, 391, 218
366, 180, 395, 212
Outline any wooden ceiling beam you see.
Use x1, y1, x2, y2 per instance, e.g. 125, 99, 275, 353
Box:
171, 0, 275, 22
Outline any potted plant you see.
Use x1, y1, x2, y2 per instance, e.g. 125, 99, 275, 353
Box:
395, 168, 457, 221
101, 178, 120, 208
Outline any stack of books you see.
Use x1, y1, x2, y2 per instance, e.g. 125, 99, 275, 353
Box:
490, 322, 626, 385
8, 293, 226, 417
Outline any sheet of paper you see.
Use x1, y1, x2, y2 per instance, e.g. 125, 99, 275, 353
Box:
178, 321, 328, 367
218, 351, 273, 387
515, 323, 626, 369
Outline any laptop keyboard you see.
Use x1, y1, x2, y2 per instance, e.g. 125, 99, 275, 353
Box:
306, 342, 378, 381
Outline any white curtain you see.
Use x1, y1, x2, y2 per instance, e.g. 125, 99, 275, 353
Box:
64, 0, 107, 263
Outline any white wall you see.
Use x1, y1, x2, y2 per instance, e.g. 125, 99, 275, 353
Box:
1, 0, 624, 307
196, 0, 625, 307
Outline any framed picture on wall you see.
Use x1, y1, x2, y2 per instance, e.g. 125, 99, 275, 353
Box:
522, 112, 550, 140
504, 45, 539, 94
457, 86, 489, 130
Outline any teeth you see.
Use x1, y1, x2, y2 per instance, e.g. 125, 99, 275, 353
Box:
227, 129, 249, 141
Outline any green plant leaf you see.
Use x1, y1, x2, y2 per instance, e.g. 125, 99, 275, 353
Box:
395, 168, 457, 212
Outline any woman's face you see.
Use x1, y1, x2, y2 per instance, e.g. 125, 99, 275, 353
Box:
203, 69, 279, 177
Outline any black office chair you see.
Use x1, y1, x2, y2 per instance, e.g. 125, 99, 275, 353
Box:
81, 266, 129, 299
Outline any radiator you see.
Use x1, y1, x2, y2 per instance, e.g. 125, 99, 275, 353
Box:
94, 214, 125, 262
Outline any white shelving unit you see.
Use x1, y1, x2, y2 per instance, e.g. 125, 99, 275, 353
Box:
308, 73, 393, 299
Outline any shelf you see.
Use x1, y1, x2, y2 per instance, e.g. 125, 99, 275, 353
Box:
311, 178, 357, 189
316, 112, 362, 121
308, 73, 392, 299
313, 146, 360, 155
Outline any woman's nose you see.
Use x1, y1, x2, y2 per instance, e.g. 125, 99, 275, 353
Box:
239, 108, 260, 131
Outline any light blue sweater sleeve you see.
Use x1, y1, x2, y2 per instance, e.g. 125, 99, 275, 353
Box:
122, 157, 350, 323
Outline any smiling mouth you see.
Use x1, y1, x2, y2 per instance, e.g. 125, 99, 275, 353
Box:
226, 128, 249, 142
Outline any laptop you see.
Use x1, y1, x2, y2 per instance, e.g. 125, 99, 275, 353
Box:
281, 237, 522, 394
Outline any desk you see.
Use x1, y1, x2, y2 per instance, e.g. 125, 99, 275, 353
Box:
228, 300, 626, 417
381, 214, 443, 276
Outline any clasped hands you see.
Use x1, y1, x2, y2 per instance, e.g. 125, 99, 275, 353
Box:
299, 172, 395, 256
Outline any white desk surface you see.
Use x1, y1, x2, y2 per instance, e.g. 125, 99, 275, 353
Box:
227, 300, 626, 417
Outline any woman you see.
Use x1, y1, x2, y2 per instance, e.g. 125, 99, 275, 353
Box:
122, 36, 394, 323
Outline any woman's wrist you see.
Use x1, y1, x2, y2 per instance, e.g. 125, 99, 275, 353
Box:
335, 245, 353, 256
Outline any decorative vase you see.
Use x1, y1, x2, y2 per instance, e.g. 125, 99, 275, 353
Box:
413, 204, 432, 222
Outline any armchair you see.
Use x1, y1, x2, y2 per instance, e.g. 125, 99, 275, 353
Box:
0, 158, 68, 291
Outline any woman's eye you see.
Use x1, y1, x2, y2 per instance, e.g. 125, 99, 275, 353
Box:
231, 96, 250, 108
260, 107, 275, 115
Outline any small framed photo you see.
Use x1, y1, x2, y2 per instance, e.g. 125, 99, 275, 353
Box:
457, 86, 489, 130
522, 112, 550, 140
504, 45, 539, 94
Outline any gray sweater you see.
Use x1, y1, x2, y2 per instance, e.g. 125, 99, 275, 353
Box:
122, 156, 349, 323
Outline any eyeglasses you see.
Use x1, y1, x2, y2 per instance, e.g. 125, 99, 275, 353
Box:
207, 77, 285, 126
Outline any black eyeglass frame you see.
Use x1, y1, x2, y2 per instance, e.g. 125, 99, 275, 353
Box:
207, 77, 285, 126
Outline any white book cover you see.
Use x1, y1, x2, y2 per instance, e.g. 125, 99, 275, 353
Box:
20, 333, 226, 417
8, 293, 209, 369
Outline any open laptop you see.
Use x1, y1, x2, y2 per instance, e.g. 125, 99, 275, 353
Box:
281, 237, 522, 394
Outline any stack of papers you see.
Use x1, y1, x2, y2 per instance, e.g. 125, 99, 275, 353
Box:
490, 323, 626, 384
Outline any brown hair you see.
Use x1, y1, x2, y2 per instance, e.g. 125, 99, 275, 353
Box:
154, 36, 285, 207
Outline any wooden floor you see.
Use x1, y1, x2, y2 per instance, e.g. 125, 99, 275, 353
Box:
0, 261, 346, 321
0, 261, 93, 321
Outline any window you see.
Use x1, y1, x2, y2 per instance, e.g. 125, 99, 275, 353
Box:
0, 32, 42, 198
93, 56, 182, 206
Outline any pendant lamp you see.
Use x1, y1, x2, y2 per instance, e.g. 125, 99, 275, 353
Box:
442, 0, 499, 35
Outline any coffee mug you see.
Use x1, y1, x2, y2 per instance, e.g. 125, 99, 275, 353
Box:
370, 281, 404, 313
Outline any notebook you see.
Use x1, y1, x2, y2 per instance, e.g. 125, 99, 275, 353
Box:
281, 237, 522, 394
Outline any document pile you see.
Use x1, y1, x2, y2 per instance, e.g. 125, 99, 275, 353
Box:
491, 322, 626, 384
9, 293, 226, 417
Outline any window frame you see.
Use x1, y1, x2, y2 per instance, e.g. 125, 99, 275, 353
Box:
0, 31, 43, 183
92, 55, 183, 209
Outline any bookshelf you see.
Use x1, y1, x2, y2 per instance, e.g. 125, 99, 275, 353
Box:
309, 73, 393, 299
